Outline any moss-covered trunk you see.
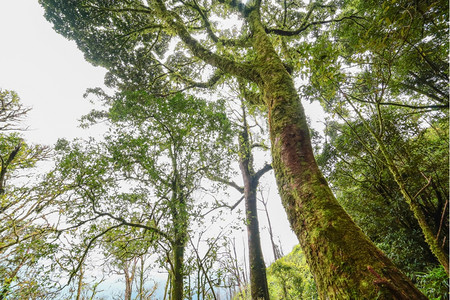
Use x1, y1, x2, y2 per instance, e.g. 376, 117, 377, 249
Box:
246, 9, 427, 300
238, 116, 270, 300
171, 242, 185, 300
171, 201, 186, 300
170, 174, 187, 300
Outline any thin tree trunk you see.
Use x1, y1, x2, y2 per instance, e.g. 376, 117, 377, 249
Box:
242, 181, 270, 300
163, 273, 170, 300
0, 252, 28, 300
189, 237, 218, 300
138, 257, 145, 300
169, 169, 187, 300
378, 141, 449, 274
238, 107, 270, 300
76, 263, 84, 300
124, 260, 135, 300
171, 238, 185, 300
260, 192, 282, 261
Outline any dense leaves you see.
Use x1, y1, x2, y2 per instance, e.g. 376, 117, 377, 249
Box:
267, 245, 317, 300
318, 114, 448, 273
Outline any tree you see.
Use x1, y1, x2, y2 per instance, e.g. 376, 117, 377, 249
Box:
40, 1, 428, 298
230, 105, 272, 299
267, 245, 318, 300
209, 89, 273, 300
52, 92, 233, 300
100, 228, 157, 300
301, 0, 448, 274
318, 116, 447, 274
236, 105, 271, 300
0, 89, 56, 299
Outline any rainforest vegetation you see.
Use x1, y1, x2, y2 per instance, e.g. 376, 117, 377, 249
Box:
1, 0, 448, 299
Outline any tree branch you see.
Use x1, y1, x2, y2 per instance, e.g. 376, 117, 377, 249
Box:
92, 204, 171, 242
230, 195, 245, 210
163, 62, 225, 90
217, 0, 250, 15
189, 0, 250, 47
350, 95, 448, 110
400, 82, 449, 105
67, 223, 122, 284
207, 174, 244, 193
254, 163, 272, 182
0, 143, 22, 194
265, 15, 365, 36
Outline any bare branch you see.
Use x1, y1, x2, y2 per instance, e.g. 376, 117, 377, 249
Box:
208, 174, 244, 193
254, 163, 272, 182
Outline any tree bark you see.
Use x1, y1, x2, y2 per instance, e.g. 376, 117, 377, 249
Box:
171, 242, 185, 300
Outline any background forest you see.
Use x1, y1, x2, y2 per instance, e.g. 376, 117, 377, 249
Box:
0, 0, 448, 299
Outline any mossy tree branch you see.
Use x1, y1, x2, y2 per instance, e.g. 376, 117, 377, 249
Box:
153, 0, 263, 86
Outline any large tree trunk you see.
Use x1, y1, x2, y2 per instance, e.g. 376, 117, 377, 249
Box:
246, 9, 428, 300
238, 115, 270, 300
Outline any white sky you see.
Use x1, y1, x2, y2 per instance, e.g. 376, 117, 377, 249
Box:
0, 1, 106, 145
0, 0, 309, 295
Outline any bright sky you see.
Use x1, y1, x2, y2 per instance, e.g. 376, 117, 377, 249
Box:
0, 0, 305, 295
0, 1, 107, 145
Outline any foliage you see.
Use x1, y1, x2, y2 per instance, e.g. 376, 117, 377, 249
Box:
416, 266, 449, 300
232, 244, 318, 300
267, 245, 318, 300
303, 0, 448, 110
304, 0, 449, 277
0, 89, 57, 299
318, 113, 448, 271
38, 0, 443, 298
51, 91, 234, 299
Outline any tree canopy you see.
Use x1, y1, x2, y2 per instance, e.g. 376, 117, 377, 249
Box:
35, 0, 449, 298
0, 0, 444, 298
